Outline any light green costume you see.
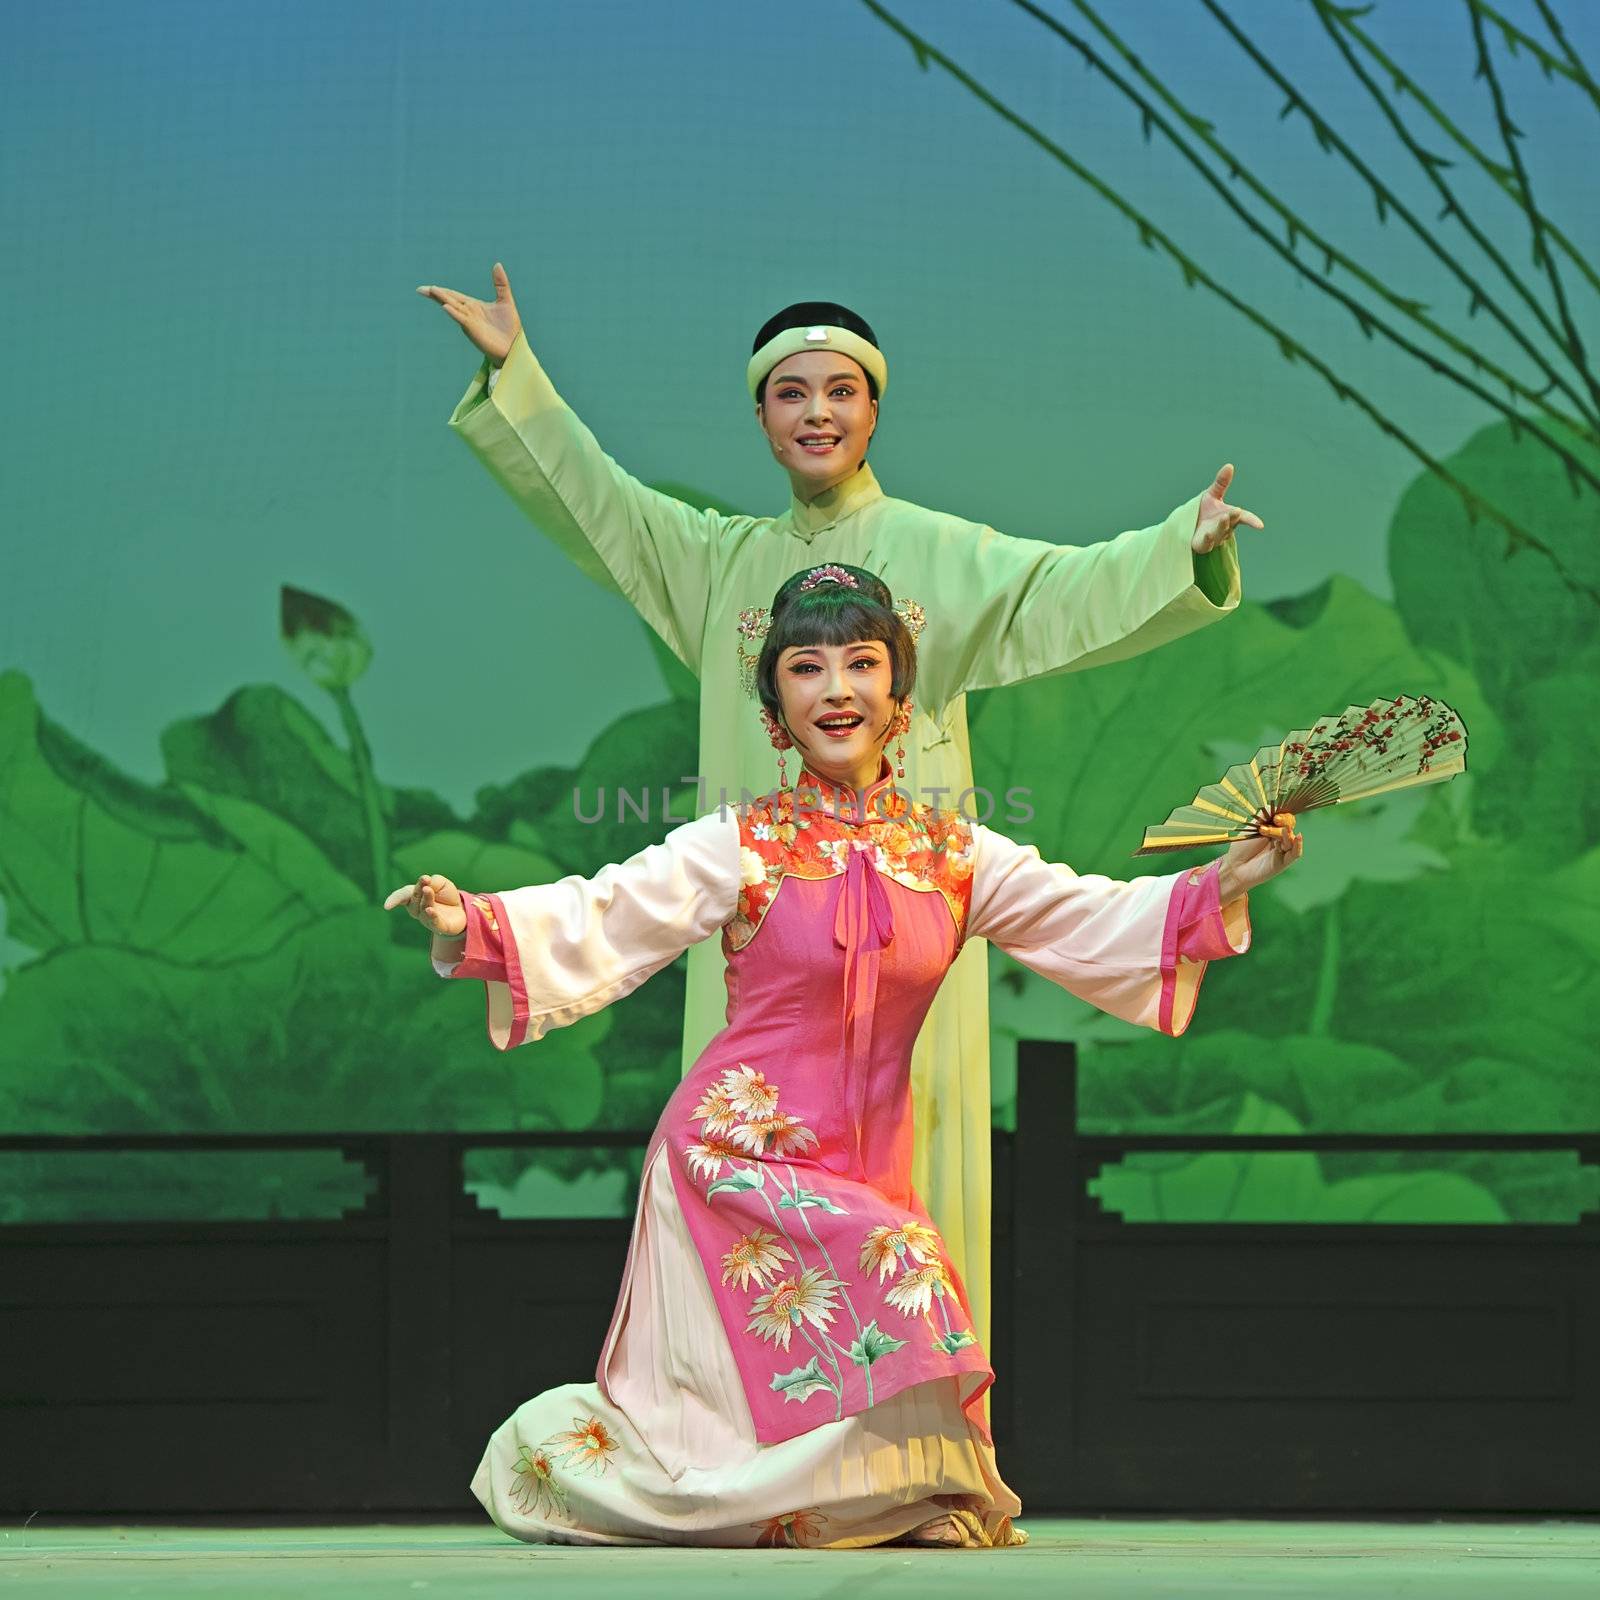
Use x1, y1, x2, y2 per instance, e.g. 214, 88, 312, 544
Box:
449, 330, 1240, 1344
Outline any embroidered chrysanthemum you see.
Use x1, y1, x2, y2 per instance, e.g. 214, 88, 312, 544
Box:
746, 1267, 846, 1351
729, 1112, 818, 1159
883, 1262, 953, 1318
721, 1064, 781, 1119
508, 1444, 569, 1518
685, 1134, 742, 1181
752, 1507, 830, 1548
690, 1081, 741, 1137
858, 1221, 944, 1283
720, 1227, 793, 1291
543, 1415, 620, 1477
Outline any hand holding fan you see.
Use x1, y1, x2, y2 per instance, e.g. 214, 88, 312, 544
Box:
1134, 695, 1467, 856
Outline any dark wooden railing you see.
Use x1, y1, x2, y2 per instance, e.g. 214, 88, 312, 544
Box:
3, 1045, 1595, 1512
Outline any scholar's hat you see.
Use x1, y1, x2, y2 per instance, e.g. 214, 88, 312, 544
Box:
747, 301, 888, 400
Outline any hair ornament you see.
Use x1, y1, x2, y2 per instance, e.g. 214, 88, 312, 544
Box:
737, 605, 772, 640
736, 606, 772, 696
894, 598, 926, 640
797, 564, 859, 593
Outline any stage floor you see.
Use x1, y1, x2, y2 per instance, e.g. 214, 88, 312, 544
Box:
3, 1518, 1597, 1596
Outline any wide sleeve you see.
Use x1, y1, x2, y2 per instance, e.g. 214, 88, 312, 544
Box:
429, 892, 510, 982
448, 330, 741, 670
966, 825, 1250, 1037
922, 496, 1240, 706
433, 809, 742, 1051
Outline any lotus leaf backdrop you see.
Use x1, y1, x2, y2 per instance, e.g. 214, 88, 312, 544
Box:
4, 0, 1598, 1223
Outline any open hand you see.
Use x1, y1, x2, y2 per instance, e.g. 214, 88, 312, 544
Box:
383, 873, 467, 939
1192, 463, 1265, 554
416, 262, 522, 366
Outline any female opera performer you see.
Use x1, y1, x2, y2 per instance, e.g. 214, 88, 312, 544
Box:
384, 563, 1300, 1550
414, 267, 1268, 1351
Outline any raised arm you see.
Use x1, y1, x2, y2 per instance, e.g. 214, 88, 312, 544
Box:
923, 466, 1259, 706
387, 810, 741, 1050
419, 264, 741, 670
966, 824, 1293, 1037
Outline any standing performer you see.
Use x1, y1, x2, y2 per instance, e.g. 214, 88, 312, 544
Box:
386, 564, 1299, 1548
416, 265, 1264, 1347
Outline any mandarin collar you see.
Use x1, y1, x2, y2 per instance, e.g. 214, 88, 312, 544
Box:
794, 757, 906, 824
785, 463, 884, 542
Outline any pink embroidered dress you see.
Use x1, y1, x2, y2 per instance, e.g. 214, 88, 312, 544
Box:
433, 763, 1249, 1548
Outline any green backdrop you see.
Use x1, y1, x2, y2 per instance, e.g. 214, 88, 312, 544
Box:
4, 0, 1597, 1226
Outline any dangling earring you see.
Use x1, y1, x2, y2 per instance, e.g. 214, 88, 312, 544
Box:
893, 698, 913, 780
759, 706, 793, 790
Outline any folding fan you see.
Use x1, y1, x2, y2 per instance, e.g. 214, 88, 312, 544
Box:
1133, 695, 1467, 856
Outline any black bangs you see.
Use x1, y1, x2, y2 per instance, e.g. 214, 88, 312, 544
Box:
768, 594, 901, 655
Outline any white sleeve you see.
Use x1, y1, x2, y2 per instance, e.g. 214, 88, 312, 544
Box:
966, 824, 1246, 1035
470, 809, 740, 1050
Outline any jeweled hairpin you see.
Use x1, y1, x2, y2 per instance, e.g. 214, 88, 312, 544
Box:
797, 564, 858, 592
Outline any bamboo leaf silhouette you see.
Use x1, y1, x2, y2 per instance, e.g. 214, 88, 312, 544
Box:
1475, 0, 1600, 109
1299, 0, 1594, 421
1528, 0, 1600, 114
1468, 1, 1600, 415
1042, 0, 1587, 441
860, 0, 1600, 604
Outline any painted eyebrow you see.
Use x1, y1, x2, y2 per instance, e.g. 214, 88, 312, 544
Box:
781, 642, 886, 659
769, 372, 863, 387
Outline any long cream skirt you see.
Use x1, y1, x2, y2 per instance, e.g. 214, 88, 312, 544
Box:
470, 1146, 1022, 1549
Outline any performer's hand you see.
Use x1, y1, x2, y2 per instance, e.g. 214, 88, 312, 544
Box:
383, 873, 468, 938
1192, 463, 1265, 554
415, 262, 522, 366
1215, 828, 1303, 901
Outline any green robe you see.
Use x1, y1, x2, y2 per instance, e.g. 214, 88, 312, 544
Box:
449, 330, 1240, 1344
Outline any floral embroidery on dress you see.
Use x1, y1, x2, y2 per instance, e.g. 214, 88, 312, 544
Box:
684, 1134, 742, 1180
541, 1415, 620, 1476
722, 1063, 780, 1118
508, 1444, 569, 1520
689, 1064, 819, 1158
747, 1267, 848, 1352
721, 1227, 793, 1291
753, 1508, 830, 1548
507, 1415, 619, 1525
725, 787, 975, 951
858, 1220, 943, 1283
683, 1061, 988, 1419
879, 1255, 979, 1356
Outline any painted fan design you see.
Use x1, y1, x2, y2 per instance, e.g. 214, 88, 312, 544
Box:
1133, 695, 1467, 856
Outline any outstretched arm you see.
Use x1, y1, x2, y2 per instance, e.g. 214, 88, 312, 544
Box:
966, 826, 1297, 1036
925, 465, 1260, 706
385, 810, 741, 1050
418, 264, 737, 670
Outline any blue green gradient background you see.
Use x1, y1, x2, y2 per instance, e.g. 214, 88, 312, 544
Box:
4, 0, 1598, 1222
